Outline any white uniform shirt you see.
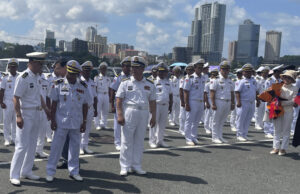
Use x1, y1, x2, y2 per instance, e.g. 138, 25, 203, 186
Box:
154, 77, 172, 103
47, 72, 61, 97
50, 78, 89, 129
210, 75, 234, 100
1, 72, 18, 103
94, 73, 111, 94
183, 72, 205, 101
14, 68, 42, 108
295, 77, 300, 89
81, 76, 97, 106
39, 74, 50, 101
116, 76, 156, 108
235, 77, 257, 102
170, 76, 180, 97
110, 72, 130, 92
265, 76, 281, 89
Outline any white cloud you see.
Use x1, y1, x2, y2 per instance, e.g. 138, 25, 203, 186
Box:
173, 21, 190, 28
259, 12, 300, 27
66, 6, 83, 19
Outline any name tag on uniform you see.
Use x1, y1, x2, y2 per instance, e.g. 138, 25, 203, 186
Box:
128, 86, 133, 91
144, 86, 150, 90
60, 87, 69, 95
30, 83, 34, 88
7, 80, 12, 83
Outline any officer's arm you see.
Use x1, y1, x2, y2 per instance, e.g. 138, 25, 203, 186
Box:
235, 92, 241, 107
149, 100, 156, 128
110, 88, 116, 108
183, 90, 189, 106
169, 94, 173, 112
13, 96, 22, 118
204, 92, 210, 108
46, 96, 51, 109
51, 101, 57, 122
116, 97, 123, 117
93, 96, 98, 115
231, 91, 235, 105
82, 103, 88, 123
210, 90, 216, 107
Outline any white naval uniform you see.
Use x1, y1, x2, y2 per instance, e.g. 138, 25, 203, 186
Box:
149, 77, 172, 145
183, 73, 205, 143
178, 76, 186, 135
263, 76, 281, 135
291, 77, 300, 133
230, 79, 242, 130
80, 76, 97, 150
94, 74, 111, 128
273, 84, 298, 150
204, 78, 212, 132
210, 75, 234, 140
235, 77, 258, 138
255, 76, 268, 129
170, 76, 180, 125
1, 72, 18, 143
201, 73, 209, 123
46, 78, 88, 176
0, 73, 5, 124
110, 72, 130, 147
36, 74, 51, 154
10, 68, 42, 179
116, 76, 156, 171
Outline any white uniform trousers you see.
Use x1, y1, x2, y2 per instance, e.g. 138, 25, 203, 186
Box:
273, 109, 294, 150
114, 113, 121, 146
36, 112, 50, 153
120, 107, 148, 170
179, 106, 186, 134
263, 103, 274, 135
10, 109, 40, 179
230, 109, 236, 129
291, 106, 299, 133
0, 107, 3, 124
95, 93, 109, 128
211, 100, 231, 140
149, 103, 169, 145
204, 108, 212, 132
3, 101, 16, 142
171, 95, 180, 125
81, 107, 93, 149
255, 102, 265, 129
47, 127, 81, 176
184, 100, 204, 142
236, 101, 255, 138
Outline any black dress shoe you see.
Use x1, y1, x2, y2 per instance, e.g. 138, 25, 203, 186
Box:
57, 161, 68, 169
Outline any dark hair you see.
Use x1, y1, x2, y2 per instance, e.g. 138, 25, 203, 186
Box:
53, 58, 68, 68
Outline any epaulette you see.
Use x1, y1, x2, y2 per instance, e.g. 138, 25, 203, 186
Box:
47, 74, 52, 78
146, 78, 154, 84
268, 78, 272, 80
22, 72, 28, 78
121, 78, 130, 82
2, 72, 8, 77
189, 75, 194, 78
80, 80, 88, 88
54, 79, 64, 85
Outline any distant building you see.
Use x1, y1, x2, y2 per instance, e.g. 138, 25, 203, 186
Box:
228, 41, 237, 62
236, 19, 260, 66
108, 43, 134, 54
58, 40, 65, 51
45, 29, 56, 52
88, 42, 107, 58
86, 26, 97, 42
187, 2, 226, 63
172, 47, 192, 63
264, 31, 282, 63
0, 41, 4, 50
119, 49, 139, 59
72, 38, 88, 53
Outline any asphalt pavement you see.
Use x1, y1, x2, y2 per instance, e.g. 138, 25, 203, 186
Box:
0, 114, 299, 194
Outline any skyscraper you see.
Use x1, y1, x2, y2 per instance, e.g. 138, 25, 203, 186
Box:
228, 41, 237, 62
86, 26, 97, 42
236, 19, 260, 66
264, 31, 282, 63
187, 2, 226, 63
45, 29, 56, 52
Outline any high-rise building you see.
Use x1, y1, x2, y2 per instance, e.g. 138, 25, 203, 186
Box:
86, 26, 97, 42
187, 2, 226, 63
72, 38, 88, 53
64, 41, 72, 52
264, 31, 282, 63
45, 29, 56, 52
236, 19, 260, 66
172, 47, 193, 63
228, 41, 237, 62
119, 49, 139, 60
59, 40, 65, 51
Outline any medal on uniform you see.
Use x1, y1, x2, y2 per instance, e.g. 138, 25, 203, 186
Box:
64, 95, 67, 101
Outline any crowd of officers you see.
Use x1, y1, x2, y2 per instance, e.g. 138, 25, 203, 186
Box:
1, 52, 299, 186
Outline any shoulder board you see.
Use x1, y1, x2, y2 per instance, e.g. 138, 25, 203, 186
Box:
80, 80, 88, 88
121, 78, 130, 82
268, 78, 272, 80
146, 78, 154, 84
2, 73, 8, 77
22, 72, 28, 78
55, 79, 64, 85
47, 74, 52, 78
189, 75, 194, 78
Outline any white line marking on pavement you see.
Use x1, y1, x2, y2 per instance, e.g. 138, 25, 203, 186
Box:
0, 139, 273, 166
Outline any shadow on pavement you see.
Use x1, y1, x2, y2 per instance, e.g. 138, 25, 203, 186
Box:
8, 189, 26, 194
209, 145, 251, 151
145, 150, 180, 157
0, 148, 11, 153
143, 172, 208, 184
284, 152, 300, 160
172, 148, 211, 154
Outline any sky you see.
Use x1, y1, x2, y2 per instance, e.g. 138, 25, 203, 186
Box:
0, 0, 299, 58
